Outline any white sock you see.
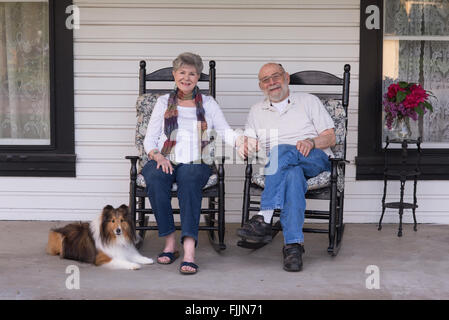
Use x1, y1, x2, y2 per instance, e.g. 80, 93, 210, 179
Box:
257, 209, 274, 224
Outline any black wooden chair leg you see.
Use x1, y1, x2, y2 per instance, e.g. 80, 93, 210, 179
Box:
327, 162, 338, 255
138, 196, 147, 241
217, 162, 226, 251
337, 193, 345, 244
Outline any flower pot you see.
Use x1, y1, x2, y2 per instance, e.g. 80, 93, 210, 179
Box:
391, 117, 412, 140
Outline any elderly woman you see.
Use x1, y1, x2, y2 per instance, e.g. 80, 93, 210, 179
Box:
142, 52, 241, 275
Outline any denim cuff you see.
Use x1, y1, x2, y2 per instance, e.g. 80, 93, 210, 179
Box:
284, 238, 304, 245
158, 228, 176, 238
181, 232, 199, 248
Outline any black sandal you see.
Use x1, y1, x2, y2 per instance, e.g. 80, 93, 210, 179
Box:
179, 261, 199, 275
157, 251, 179, 265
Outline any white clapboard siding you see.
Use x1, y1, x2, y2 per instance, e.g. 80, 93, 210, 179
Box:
1, 0, 447, 224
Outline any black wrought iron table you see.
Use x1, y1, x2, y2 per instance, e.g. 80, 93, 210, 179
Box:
378, 136, 422, 237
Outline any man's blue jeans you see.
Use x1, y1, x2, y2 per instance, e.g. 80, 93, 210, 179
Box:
261, 144, 330, 244
141, 160, 211, 246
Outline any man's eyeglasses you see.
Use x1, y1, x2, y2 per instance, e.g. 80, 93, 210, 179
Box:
259, 72, 284, 84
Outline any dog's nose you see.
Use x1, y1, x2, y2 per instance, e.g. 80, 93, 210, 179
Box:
115, 228, 121, 235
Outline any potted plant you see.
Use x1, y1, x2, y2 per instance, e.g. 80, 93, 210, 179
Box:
383, 82, 434, 139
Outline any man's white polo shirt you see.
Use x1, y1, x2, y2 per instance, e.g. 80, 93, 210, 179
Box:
244, 92, 335, 158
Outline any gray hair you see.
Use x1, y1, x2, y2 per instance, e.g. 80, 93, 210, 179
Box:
258, 62, 286, 78
172, 52, 204, 74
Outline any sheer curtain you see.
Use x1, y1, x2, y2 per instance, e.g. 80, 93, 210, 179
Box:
0, 1, 50, 145
383, 0, 449, 145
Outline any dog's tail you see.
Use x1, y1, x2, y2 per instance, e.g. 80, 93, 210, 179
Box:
47, 222, 97, 264
46, 230, 63, 256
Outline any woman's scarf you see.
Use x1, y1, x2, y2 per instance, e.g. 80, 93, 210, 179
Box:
161, 86, 209, 160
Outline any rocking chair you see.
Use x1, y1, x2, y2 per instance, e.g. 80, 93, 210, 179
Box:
238, 64, 351, 256
125, 59, 227, 252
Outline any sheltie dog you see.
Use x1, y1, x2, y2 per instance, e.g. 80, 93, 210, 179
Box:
46, 204, 153, 270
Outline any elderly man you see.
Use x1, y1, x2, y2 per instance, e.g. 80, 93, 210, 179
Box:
237, 63, 336, 272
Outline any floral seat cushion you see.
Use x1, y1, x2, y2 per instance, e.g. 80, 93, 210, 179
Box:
251, 169, 344, 192
323, 98, 347, 159
136, 173, 218, 191
251, 98, 347, 193
133, 93, 219, 191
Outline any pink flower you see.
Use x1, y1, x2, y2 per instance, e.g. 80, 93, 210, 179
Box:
383, 81, 433, 129
403, 94, 419, 109
403, 85, 428, 109
387, 84, 404, 100
411, 84, 428, 101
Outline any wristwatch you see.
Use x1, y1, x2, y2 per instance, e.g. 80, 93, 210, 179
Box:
306, 138, 315, 149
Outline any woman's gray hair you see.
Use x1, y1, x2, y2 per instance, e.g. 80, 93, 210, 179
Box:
172, 52, 204, 75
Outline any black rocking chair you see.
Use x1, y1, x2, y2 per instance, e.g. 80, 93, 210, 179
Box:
237, 64, 351, 256
125, 59, 227, 252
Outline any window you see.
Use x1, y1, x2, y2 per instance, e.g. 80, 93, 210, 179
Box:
356, 0, 449, 179
0, 0, 75, 177
382, 0, 449, 146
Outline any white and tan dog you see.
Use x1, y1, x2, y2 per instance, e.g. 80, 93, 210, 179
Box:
46, 204, 153, 270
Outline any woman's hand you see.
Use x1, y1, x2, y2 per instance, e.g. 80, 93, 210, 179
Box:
154, 153, 174, 174
236, 135, 259, 159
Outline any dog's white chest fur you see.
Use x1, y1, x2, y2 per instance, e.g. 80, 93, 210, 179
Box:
90, 216, 153, 270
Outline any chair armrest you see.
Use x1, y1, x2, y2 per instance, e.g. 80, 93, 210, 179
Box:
125, 155, 140, 161
213, 156, 229, 165
125, 156, 139, 180
329, 157, 350, 165
329, 158, 348, 182
244, 159, 253, 181
214, 157, 228, 180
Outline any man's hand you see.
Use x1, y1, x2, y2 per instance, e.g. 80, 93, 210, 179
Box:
236, 135, 259, 159
296, 139, 314, 157
296, 129, 336, 157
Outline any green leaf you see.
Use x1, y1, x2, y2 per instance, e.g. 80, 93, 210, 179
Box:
398, 81, 409, 89
415, 107, 424, 116
396, 90, 407, 103
423, 101, 433, 112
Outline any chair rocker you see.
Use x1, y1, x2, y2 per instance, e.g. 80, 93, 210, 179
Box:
125, 59, 227, 252
237, 64, 351, 256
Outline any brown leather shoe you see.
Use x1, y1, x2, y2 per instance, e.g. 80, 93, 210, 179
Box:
236, 214, 272, 243
283, 243, 304, 272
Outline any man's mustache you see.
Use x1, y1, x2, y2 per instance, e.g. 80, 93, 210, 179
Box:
268, 84, 281, 91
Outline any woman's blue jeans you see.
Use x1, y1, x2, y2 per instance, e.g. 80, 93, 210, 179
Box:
141, 160, 211, 247
261, 144, 330, 244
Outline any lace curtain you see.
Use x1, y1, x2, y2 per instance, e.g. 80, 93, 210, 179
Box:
383, 0, 449, 144
0, 2, 50, 145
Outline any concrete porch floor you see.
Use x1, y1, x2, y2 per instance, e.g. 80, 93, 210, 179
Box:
0, 221, 448, 300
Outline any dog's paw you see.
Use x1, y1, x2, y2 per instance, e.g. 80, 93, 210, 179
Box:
129, 263, 141, 270
139, 257, 154, 265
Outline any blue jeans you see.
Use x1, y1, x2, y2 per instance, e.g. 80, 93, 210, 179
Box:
141, 160, 211, 247
261, 144, 330, 244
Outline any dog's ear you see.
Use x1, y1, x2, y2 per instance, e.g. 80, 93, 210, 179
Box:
102, 205, 114, 212
118, 205, 134, 226
118, 204, 130, 216
102, 205, 114, 220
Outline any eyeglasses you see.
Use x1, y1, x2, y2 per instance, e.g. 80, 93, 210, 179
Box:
259, 72, 284, 84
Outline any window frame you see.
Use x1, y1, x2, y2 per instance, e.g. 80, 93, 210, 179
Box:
0, 0, 76, 177
356, 0, 449, 180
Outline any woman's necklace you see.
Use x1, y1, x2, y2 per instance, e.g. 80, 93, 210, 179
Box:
177, 90, 194, 101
